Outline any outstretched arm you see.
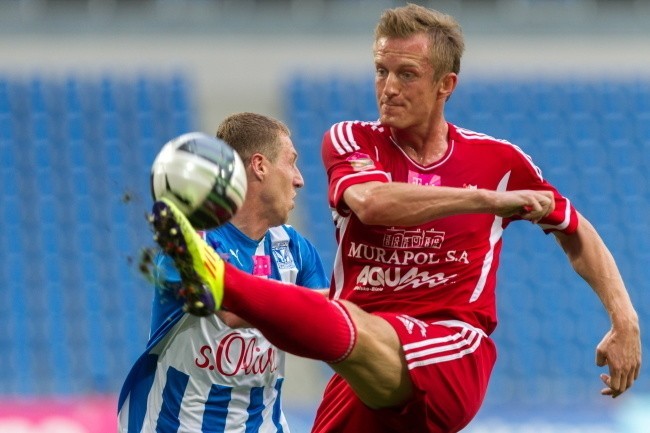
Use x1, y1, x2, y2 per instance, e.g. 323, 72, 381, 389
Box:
343, 181, 554, 226
553, 213, 641, 398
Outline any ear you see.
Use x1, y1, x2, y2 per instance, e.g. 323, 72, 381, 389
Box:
250, 153, 267, 181
440, 72, 458, 101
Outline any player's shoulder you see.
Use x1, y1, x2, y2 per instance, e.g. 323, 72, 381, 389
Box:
201, 225, 226, 243
451, 123, 540, 171
451, 123, 526, 154
324, 119, 388, 140
275, 224, 319, 249
451, 123, 512, 146
323, 119, 390, 157
200, 223, 238, 253
273, 224, 304, 241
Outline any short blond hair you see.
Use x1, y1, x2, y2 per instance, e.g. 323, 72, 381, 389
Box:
216, 112, 290, 163
374, 3, 465, 80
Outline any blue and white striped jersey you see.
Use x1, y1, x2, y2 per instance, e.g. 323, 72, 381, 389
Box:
118, 223, 329, 433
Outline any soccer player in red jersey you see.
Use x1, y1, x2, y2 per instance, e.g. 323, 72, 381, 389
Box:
149, 4, 641, 433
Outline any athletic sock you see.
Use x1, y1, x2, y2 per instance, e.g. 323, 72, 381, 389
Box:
221, 262, 356, 363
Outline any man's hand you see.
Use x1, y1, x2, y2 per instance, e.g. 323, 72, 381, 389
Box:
596, 325, 641, 398
492, 190, 555, 223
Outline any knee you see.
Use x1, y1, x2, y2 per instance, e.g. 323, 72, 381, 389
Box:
329, 308, 414, 408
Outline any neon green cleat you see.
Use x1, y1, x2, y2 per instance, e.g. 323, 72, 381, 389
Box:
148, 197, 224, 315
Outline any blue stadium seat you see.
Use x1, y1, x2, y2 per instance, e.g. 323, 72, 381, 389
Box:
565, 81, 598, 115
64, 76, 84, 114
602, 112, 633, 142
170, 74, 190, 113
0, 77, 10, 114
101, 111, 121, 140
2, 196, 22, 227
609, 138, 641, 171
574, 139, 607, 171
528, 80, 565, 116
465, 112, 498, 136
500, 112, 532, 145
0, 113, 14, 141
636, 113, 650, 141
630, 82, 650, 114
568, 113, 601, 141
612, 170, 648, 214
535, 112, 568, 142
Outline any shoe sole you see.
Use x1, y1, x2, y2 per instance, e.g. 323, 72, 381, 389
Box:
149, 198, 224, 316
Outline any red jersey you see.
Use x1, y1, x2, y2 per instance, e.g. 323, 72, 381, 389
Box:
321, 121, 578, 335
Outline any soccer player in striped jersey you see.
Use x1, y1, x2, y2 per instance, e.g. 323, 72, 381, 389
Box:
118, 113, 329, 433
147, 4, 641, 433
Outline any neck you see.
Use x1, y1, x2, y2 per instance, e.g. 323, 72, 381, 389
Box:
391, 120, 449, 165
230, 203, 270, 241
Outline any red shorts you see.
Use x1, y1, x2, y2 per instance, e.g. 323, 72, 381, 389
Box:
311, 314, 496, 433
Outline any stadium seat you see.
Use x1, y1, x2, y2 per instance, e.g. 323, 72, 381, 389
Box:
636, 113, 650, 141
0, 78, 10, 114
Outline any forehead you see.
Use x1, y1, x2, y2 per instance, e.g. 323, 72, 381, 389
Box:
374, 34, 430, 65
277, 133, 297, 159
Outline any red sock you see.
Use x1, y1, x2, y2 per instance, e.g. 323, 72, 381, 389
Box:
221, 262, 357, 363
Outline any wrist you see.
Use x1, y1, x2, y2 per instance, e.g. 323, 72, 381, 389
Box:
611, 309, 640, 332
476, 189, 497, 213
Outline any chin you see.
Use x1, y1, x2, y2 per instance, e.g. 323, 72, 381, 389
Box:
380, 112, 399, 125
278, 211, 291, 225
384, 114, 415, 130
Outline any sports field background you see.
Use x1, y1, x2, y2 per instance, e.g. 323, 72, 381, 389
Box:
0, 1, 649, 432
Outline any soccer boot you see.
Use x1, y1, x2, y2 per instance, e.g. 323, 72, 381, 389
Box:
148, 197, 224, 316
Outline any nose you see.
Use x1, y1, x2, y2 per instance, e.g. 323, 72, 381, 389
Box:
294, 168, 304, 189
382, 72, 400, 97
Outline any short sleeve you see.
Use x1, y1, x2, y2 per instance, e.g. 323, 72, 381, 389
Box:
507, 144, 578, 234
321, 121, 391, 215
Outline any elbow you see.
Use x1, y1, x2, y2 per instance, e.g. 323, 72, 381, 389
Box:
351, 195, 388, 226
344, 182, 394, 226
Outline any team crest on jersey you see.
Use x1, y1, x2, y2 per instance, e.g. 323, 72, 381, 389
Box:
408, 170, 441, 186
346, 152, 375, 171
272, 241, 295, 269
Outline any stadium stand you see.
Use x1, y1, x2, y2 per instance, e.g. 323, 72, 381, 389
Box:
0, 69, 647, 423
0, 73, 193, 395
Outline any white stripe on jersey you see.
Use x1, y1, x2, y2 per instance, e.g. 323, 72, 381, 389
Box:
455, 126, 543, 180
333, 170, 391, 205
118, 394, 130, 433
469, 171, 509, 303
343, 121, 360, 151
329, 301, 357, 363
329, 121, 360, 155
510, 143, 543, 181
539, 198, 572, 231
332, 214, 351, 300
328, 123, 346, 154
403, 324, 483, 369
176, 374, 211, 433
455, 127, 510, 143
142, 360, 171, 431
